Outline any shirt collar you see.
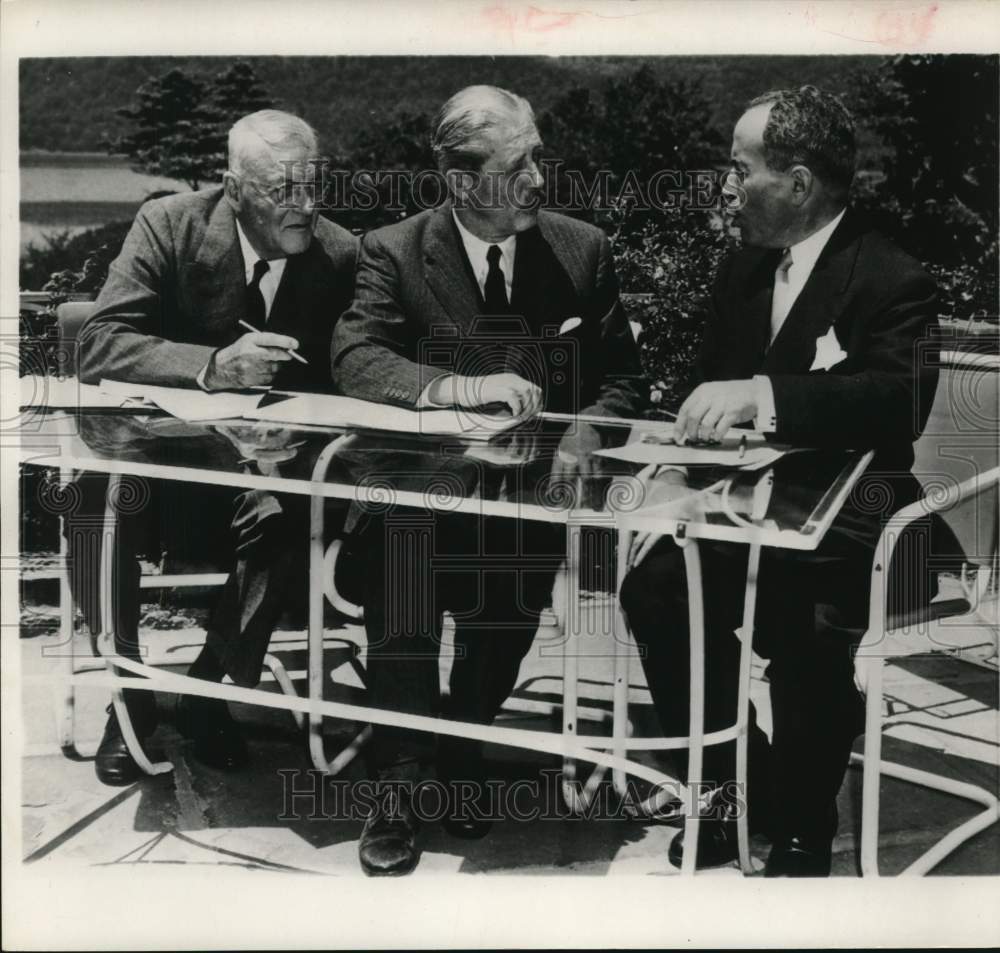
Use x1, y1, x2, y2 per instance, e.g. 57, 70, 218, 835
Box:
451, 210, 517, 282
786, 207, 846, 277
235, 219, 287, 284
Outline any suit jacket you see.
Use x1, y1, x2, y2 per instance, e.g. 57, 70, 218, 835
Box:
331, 202, 645, 418
78, 187, 359, 392
695, 209, 939, 549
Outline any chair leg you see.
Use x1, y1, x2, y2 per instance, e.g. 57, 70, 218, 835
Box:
857, 654, 886, 876
55, 510, 77, 752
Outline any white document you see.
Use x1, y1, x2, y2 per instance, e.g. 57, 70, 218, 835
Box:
99, 379, 265, 421
20, 374, 128, 410
594, 427, 789, 467
244, 392, 522, 439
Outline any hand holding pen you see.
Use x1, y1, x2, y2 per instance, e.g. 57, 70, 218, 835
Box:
238, 320, 308, 364
201, 324, 307, 390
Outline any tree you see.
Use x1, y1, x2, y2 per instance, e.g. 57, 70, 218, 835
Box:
850, 54, 998, 270
108, 62, 276, 191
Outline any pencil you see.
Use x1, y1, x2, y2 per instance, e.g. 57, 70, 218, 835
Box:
238, 319, 309, 364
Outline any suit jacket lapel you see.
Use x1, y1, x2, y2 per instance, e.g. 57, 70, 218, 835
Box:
422, 203, 481, 330
184, 198, 246, 335
762, 212, 859, 374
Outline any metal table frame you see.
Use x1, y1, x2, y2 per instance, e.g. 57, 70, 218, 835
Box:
20, 411, 873, 876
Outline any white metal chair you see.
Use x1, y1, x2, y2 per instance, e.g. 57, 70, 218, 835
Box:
44, 301, 365, 761
851, 351, 999, 875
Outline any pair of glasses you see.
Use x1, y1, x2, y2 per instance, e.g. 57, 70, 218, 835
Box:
242, 177, 326, 208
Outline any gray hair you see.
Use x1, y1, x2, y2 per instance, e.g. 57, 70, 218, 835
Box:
431, 85, 534, 175
228, 109, 318, 179
747, 86, 856, 199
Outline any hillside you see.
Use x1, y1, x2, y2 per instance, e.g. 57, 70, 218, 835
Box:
19, 54, 885, 154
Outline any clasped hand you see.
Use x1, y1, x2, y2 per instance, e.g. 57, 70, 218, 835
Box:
452, 372, 542, 418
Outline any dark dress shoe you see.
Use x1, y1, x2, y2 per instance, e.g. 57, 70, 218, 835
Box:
95, 710, 143, 786
359, 787, 420, 876
176, 694, 249, 770
668, 816, 740, 869
764, 838, 832, 877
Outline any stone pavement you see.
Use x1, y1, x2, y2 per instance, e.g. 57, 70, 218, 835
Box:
15, 594, 998, 882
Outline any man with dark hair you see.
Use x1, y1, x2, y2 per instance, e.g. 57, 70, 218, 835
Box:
620, 85, 938, 875
333, 84, 645, 876
76, 109, 358, 785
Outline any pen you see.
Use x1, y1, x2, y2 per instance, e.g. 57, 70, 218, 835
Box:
738, 435, 748, 459
238, 319, 309, 364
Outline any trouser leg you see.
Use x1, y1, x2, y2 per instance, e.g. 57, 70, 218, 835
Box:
441, 518, 563, 778
64, 472, 156, 734
205, 490, 347, 688
619, 538, 772, 824
756, 553, 868, 844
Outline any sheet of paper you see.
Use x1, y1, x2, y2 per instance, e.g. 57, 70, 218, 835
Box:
20, 374, 129, 410
595, 431, 788, 468
99, 378, 265, 421
244, 392, 521, 439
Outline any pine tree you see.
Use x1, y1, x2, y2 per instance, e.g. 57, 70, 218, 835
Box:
108, 62, 276, 192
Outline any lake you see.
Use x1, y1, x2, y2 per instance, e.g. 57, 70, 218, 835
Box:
20, 152, 188, 254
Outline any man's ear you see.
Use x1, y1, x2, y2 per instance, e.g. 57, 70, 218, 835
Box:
222, 172, 242, 211
788, 165, 814, 207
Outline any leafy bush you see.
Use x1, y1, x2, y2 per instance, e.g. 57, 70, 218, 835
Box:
609, 204, 736, 411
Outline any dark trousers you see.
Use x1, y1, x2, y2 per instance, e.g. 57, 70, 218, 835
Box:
359, 508, 564, 777
619, 538, 869, 844
64, 475, 343, 723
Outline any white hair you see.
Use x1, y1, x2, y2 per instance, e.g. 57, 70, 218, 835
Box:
228, 109, 318, 179
431, 85, 534, 175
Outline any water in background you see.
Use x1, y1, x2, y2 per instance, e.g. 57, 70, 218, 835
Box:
20, 152, 187, 252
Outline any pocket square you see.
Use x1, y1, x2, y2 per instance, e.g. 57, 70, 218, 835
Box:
810, 325, 847, 371
558, 316, 582, 335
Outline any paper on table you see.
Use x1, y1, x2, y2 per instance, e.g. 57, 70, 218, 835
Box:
100, 379, 265, 421
20, 374, 131, 410
594, 428, 789, 468
245, 392, 521, 439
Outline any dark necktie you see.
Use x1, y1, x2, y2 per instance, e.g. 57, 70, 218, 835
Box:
483, 244, 509, 313
246, 258, 270, 327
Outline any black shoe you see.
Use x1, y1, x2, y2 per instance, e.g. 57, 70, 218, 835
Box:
667, 786, 754, 870
764, 837, 833, 877
359, 785, 420, 876
668, 816, 740, 869
175, 694, 249, 771
95, 709, 144, 786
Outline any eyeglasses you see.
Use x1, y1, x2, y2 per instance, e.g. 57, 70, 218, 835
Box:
240, 176, 325, 208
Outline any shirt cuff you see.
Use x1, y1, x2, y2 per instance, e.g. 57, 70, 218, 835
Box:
752, 375, 777, 433
196, 361, 212, 392
417, 373, 454, 408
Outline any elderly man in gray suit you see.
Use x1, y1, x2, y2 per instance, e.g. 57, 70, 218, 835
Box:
76, 109, 358, 785
333, 84, 645, 875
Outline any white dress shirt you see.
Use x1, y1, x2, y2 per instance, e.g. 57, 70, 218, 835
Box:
197, 222, 288, 390
235, 220, 287, 320
416, 214, 519, 407
451, 210, 517, 303
753, 208, 846, 432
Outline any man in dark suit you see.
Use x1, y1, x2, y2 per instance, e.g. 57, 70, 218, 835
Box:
332, 84, 645, 875
620, 86, 938, 876
76, 109, 358, 785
